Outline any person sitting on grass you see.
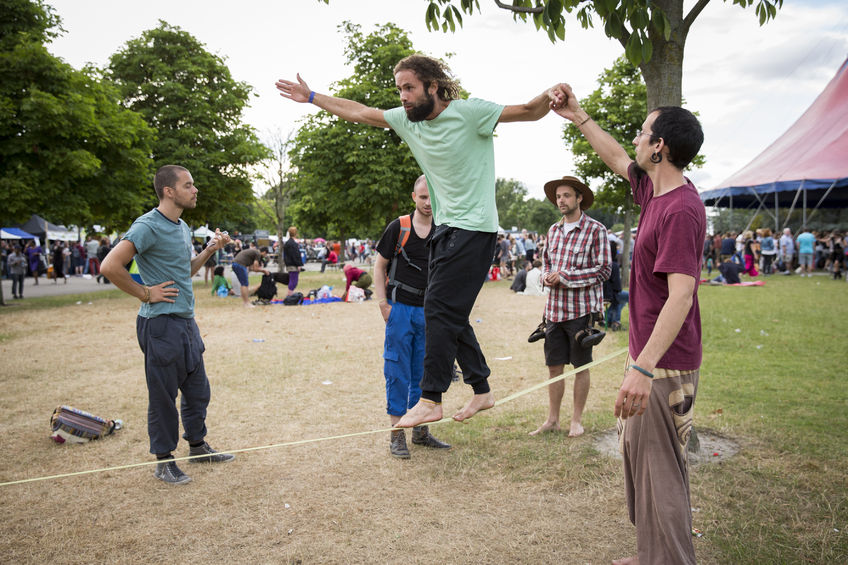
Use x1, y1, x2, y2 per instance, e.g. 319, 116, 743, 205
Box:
510, 260, 531, 292
211, 265, 234, 296
710, 257, 745, 285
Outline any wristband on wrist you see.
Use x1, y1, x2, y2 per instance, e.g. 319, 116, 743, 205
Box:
578, 115, 591, 127
631, 364, 653, 379
308, 91, 316, 104
378, 298, 387, 304
141, 286, 151, 303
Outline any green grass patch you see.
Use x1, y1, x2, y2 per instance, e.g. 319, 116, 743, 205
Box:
692, 274, 848, 563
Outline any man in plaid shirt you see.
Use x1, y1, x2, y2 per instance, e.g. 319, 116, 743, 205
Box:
530, 176, 611, 437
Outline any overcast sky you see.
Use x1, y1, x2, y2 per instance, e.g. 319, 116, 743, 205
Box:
47, 0, 848, 201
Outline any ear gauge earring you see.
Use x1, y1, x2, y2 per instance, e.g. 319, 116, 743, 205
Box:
650, 152, 663, 164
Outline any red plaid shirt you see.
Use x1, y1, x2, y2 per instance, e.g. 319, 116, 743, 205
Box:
543, 213, 612, 322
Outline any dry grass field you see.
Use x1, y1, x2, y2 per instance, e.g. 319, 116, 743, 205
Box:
1, 270, 825, 564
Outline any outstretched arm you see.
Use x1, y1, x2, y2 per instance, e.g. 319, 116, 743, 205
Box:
276, 73, 389, 128
498, 85, 558, 123
550, 83, 632, 179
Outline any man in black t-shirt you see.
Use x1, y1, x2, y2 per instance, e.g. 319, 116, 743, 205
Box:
374, 176, 450, 459
710, 257, 745, 285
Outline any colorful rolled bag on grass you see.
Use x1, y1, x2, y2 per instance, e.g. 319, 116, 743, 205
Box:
50, 405, 123, 444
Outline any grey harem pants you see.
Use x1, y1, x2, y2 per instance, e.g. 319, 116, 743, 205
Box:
136, 314, 210, 455
618, 357, 699, 565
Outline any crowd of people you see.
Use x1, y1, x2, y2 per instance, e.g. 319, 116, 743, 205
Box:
0, 236, 118, 298
704, 227, 847, 284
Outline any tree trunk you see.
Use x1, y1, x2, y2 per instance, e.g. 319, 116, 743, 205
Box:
276, 226, 285, 272
641, 0, 686, 109
621, 191, 634, 288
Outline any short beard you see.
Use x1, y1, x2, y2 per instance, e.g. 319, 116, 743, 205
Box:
406, 92, 435, 122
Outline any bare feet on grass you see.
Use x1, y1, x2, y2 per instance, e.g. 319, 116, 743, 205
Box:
612, 557, 638, 564
568, 421, 584, 437
396, 400, 442, 428
529, 420, 560, 436
453, 392, 495, 422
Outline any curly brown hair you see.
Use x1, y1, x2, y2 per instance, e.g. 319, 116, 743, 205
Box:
394, 54, 460, 102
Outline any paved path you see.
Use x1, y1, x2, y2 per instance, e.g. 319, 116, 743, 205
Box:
1, 273, 118, 299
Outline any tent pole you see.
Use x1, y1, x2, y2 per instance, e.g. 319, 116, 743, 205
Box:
783, 183, 803, 230
743, 187, 766, 232
807, 180, 838, 224
730, 194, 733, 230
774, 187, 778, 233
802, 180, 807, 229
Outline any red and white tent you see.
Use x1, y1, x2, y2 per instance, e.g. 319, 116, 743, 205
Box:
701, 57, 848, 226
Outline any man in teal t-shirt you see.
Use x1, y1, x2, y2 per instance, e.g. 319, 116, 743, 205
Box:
277, 54, 557, 427
796, 228, 816, 277
101, 165, 235, 485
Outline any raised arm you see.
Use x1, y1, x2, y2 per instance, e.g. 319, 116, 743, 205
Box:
550, 83, 632, 179
190, 229, 230, 277
498, 85, 558, 123
276, 73, 389, 128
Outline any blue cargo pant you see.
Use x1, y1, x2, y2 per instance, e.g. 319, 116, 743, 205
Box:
383, 300, 425, 416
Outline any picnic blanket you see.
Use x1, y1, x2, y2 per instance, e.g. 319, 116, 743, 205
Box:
700, 279, 765, 286
269, 296, 344, 305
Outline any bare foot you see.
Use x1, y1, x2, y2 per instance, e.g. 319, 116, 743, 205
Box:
453, 392, 495, 422
568, 422, 584, 437
529, 421, 560, 436
396, 401, 442, 428
243, 302, 255, 308
612, 557, 639, 565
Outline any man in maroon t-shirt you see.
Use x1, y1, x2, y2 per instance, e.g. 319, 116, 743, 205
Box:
551, 84, 705, 565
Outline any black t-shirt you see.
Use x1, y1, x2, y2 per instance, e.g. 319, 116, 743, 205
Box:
718, 261, 744, 284
376, 211, 433, 307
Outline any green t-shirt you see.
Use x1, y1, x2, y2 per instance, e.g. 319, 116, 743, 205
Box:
384, 98, 504, 232
123, 208, 195, 319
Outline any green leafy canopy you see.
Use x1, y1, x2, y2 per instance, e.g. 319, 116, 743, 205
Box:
0, 0, 155, 231
108, 21, 270, 229
287, 22, 430, 241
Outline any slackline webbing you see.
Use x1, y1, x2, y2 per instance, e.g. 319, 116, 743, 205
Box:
0, 347, 628, 487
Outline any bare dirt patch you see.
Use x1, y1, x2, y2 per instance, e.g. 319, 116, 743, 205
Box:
0, 277, 727, 564
594, 428, 741, 465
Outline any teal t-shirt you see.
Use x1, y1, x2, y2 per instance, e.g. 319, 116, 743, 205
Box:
123, 208, 195, 318
384, 98, 504, 232
796, 232, 815, 254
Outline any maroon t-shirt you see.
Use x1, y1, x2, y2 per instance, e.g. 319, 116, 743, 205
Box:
628, 163, 706, 370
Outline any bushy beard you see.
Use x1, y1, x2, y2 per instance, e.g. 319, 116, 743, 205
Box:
406, 91, 435, 122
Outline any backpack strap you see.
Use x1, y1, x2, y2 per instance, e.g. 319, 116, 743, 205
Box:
387, 214, 425, 302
